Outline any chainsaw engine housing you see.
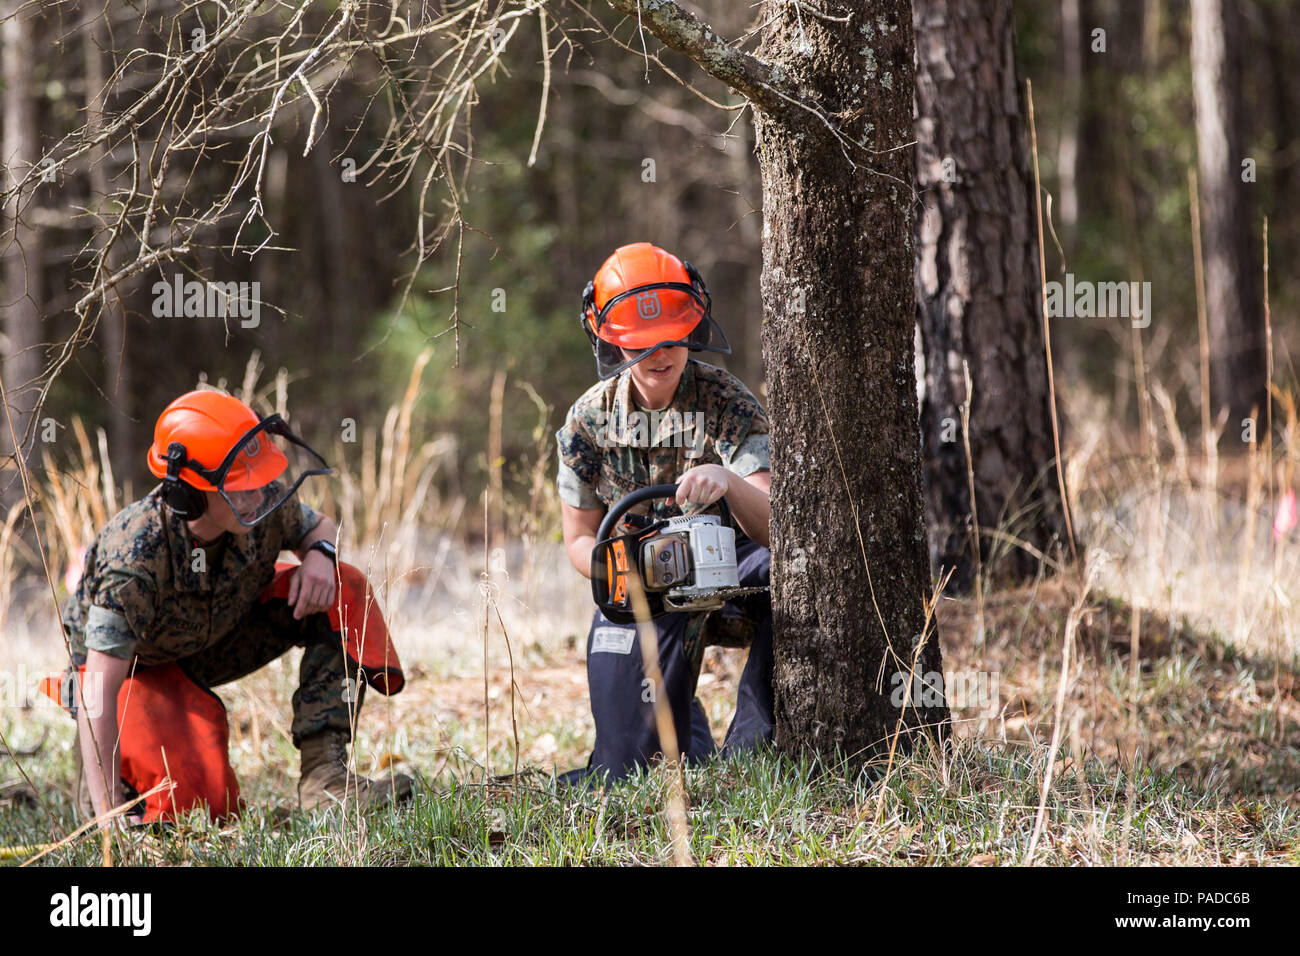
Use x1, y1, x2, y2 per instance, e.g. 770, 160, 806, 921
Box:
650, 514, 738, 611
590, 485, 745, 624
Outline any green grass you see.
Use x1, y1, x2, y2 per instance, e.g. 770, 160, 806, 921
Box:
5, 733, 1297, 866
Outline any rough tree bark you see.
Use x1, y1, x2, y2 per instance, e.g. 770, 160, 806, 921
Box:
606, 0, 947, 762
1190, 0, 1264, 429
1, 0, 45, 506
914, 0, 1067, 592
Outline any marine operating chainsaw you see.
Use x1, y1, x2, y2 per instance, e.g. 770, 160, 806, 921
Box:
591, 483, 767, 624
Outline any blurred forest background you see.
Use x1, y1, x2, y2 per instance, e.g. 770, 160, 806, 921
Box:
4, 0, 1295, 525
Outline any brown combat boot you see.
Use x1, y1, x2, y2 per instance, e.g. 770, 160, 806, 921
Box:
297, 729, 414, 811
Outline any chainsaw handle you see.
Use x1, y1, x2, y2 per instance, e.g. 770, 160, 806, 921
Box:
596, 482, 732, 541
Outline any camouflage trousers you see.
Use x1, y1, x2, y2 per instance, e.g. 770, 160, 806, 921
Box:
176, 598, 364, 747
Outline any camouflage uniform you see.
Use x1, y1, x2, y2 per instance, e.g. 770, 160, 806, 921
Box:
558, 359, 770, 519
556, 359, 774, 781
62, 485, 361, 744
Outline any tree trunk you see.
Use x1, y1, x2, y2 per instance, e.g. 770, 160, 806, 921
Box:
724, 116, 765, 391
913, 0, 1067, 593
1190, 0, 1264, 429
1, 0, 45, 507
1261, 0, 1298, 273
755, 3, 947, 760
1058, 0, 1082, 247
84, 3, 133, 479
1141, 0, 1162, 74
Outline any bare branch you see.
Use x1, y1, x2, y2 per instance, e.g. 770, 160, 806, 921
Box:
602, 0, 804, 124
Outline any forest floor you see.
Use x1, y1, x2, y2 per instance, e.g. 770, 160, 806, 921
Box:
3, 541, 1298, 865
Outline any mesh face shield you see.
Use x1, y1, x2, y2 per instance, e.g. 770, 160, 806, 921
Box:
175, 415, 332, 527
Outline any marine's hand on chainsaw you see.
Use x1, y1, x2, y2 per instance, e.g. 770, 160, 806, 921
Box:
676, 464, 731, 512
289, 550, 338, 619
678, 464, 772, 547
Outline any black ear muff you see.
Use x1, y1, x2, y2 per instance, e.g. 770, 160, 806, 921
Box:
682, 260, 710, 301
681, 260, 712, 316
580, 280, 598, 345
680, 260, 713, 347
163, 441, 207, 520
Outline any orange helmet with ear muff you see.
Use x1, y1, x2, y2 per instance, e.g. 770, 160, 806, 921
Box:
147, 391, 331, 526
579, 243, 730, 379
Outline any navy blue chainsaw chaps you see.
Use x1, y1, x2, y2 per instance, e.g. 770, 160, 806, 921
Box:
562, 536, 774, 786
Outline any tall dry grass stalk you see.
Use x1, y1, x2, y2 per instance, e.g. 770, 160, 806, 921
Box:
1027, 78, 1078, 565
1025, 556, 1098, 864
960, 361, 985, 654
873, 569, 951, 826
39, 420, 115, 567
1119, 596, 1141, 863
1070, 357, 1300, 668
511, 382, 559, 611
17, 778, 174, 868
1262, 217, 1284, 739
1189, 167, 1223, 574
1236, 404, 1261, 642
487, 369, 507, 552
0, 504, 31, 636
1189, 168, 1214, 462
322, 348, 467, 627
625, 571, 692, 867
1264, 218, 1275, 575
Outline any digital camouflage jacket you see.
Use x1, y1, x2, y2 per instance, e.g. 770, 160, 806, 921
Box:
556, 359, 770, 518
62, 485, 321, 664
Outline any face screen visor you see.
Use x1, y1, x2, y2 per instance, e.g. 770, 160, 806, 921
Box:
588, 282, 731, 380
179, 415, 332, 527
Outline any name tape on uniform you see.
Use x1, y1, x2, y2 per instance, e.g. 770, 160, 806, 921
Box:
591, 626, 636, 655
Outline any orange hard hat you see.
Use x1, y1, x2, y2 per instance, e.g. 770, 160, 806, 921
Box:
147, 390, 287, 491
580, 242, 730, 379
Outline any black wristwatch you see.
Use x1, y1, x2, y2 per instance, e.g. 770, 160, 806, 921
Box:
307, 539, 338, 566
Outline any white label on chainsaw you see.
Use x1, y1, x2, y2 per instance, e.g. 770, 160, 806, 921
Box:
591, 626, 636, 655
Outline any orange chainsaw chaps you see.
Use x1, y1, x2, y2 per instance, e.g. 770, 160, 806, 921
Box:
42, 663, 241, 824
261, 560, 405, 695
118, 663, 241, 823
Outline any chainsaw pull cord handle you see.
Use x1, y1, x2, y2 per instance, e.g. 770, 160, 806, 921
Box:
595, 482, 732, 542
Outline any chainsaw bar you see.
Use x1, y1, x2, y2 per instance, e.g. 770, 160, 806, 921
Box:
702, 585, 769, 602
665, 585, 769, 612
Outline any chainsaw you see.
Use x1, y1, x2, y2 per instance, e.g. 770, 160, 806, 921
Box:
591, 483, 767, 624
